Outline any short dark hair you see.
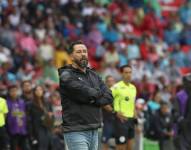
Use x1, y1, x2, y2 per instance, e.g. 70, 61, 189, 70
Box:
160, 101, 169, 111
21, 80, 31, 87
119, 64, 132, 72
8, 84, 18, 91
67, 40, 84, 54
105, 75, 113, 81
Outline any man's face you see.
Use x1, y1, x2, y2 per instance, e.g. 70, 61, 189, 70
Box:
161, 105, 169, 115
23, 82, 32, 93
71, 44, 88, 68
106, 76, 116, 88
9, 88, 18, 100
122, 67, 132, 82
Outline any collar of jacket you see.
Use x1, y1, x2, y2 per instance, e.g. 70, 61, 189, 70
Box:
58, 65, 94, 74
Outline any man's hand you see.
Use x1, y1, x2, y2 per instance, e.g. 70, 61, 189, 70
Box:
52, 127, 62, 134
166, 130, 174, 137
116, 112, 128, 123
102, 105, 113, 112
102, 105, 128, 123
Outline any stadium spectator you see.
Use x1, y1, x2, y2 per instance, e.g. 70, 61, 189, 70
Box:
173, 73, 191, 150
28, 85, 53, 150
153, 101, 175, 150
101, 75, 116, 150
6, 84, 30, 150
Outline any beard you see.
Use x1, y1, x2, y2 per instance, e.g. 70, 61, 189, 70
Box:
74, 57, 88, 68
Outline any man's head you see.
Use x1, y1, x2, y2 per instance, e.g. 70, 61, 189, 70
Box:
8, 84, 19, 100
68, 41, 88, 69
183, 73, 191, 91
50, 91, 61, 105
120, 64, 132, 83
160, 101, 170, 115
21, 80, 32, 94
105, 75, 116, 88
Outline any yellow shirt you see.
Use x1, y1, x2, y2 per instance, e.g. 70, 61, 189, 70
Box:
0, 97, 8, 127
54, 50, 72, 68
111, 81, 137, 118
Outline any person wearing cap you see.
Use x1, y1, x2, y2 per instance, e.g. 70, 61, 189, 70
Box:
173, 73, 191, 150
58, 40, 113, 150
111, 64, 137, 150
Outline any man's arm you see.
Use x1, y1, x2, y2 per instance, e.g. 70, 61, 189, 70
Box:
102, 105, 113, 112
59, 70, 102, 104
111, 86, 120, 112
111, 86, 128, 122
93, 76, 113, 106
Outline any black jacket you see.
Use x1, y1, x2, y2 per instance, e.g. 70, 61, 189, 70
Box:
58, 65, 113, 132
153, 110, 174, 140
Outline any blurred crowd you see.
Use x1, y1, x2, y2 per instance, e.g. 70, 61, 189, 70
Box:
0, 0, 191, 150
0, 81, 64, 150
